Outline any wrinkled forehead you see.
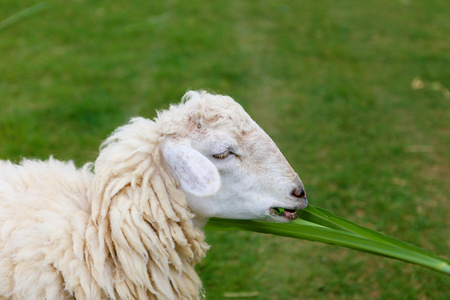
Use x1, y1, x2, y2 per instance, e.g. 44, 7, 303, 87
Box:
183, 94, 275, 151
156, 91, 256, 138
185, 92, 255, 133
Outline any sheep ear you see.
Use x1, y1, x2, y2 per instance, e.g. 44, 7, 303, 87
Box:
161, 141, 221, 198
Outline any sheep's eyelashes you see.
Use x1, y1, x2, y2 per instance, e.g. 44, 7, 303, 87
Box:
213, 150, 231, 160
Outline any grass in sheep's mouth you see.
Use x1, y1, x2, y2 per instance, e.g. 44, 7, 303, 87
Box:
271, 207, 285, 215
271, 207, 298, 220
207, 205, 450, 275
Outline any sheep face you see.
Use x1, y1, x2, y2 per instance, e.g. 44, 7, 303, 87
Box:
159, 91, 307, 225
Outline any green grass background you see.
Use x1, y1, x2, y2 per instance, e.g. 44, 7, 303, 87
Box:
1, 0, 449, 299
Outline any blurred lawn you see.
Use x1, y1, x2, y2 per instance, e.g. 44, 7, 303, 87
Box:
1, 0, 449, 299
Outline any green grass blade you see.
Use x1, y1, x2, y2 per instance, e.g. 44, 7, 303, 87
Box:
0, 2, 49, 32
296, 206, 445, 260
206, 207, 450, 275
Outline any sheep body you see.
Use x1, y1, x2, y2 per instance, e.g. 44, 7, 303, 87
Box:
0, 117, 208, 299
0, 158, 93, 298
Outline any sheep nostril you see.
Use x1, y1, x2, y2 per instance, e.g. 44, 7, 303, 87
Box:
291, 187, 306, 199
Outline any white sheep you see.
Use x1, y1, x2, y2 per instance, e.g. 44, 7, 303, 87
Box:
0, 91, 307, 299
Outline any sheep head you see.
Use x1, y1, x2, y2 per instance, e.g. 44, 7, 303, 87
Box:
158, 91, 307, 225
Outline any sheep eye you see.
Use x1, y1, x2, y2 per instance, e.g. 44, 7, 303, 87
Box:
213, 150, 231, 160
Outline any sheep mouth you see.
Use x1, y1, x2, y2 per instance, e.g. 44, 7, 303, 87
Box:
270, 207, 298, 220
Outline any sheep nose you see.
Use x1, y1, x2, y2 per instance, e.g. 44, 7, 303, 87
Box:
291, 185, 308, 209
291, 186, 306, 199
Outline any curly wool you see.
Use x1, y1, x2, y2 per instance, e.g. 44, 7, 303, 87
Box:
0, 117, 209, 299
87, 117, 209, 299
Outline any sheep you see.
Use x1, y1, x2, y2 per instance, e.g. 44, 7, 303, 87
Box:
0, 90, 307, 299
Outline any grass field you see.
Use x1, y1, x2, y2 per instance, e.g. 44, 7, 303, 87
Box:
1, 0, 449, 299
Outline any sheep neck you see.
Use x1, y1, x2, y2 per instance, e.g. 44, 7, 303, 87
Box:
85, 118, 209, 299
